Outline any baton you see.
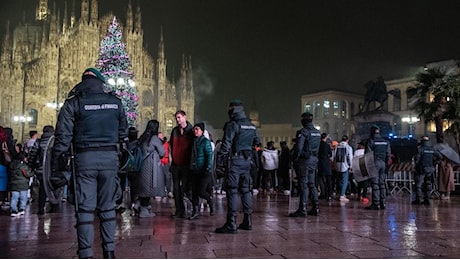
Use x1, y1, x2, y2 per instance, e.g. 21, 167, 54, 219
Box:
70, 143, 78, 213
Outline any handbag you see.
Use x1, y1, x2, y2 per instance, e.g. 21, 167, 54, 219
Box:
2, 142, 12, 163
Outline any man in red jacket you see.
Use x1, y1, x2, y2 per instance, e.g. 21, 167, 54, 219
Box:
169, 110, 194, 218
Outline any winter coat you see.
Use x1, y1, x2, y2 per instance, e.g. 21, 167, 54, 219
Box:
191, 135, 213, 173
136, 135, 166, 198
9, 159, 33, 191
317, 141, 332, 176
279, 146, 291, 171
262, 148, 279, 170
170, 122, 194, 167
438, 159, 455, 193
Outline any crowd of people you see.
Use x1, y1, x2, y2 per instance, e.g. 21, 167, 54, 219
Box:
0, 67, 457, 258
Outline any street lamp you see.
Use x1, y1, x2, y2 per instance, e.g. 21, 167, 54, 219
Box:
46, 101, 64, 109
402, 115, 420, 138
107, 77, 136, 88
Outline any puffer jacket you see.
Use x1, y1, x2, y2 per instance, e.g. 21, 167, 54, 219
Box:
9, 159, 33, 191
191, 135, 213, 173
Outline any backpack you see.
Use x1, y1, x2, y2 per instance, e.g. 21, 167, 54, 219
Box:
120, 143, 144, 173
335, 147, 347, 163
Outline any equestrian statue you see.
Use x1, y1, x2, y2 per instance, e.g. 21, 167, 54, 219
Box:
361, 77, 400, 112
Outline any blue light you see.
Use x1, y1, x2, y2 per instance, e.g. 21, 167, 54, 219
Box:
408, 134, 413, 139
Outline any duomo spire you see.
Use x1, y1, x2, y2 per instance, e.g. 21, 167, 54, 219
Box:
36, 0, 49, 21
0, 0, 195, 139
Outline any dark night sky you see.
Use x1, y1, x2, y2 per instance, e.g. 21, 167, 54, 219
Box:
2, 0, 460, 130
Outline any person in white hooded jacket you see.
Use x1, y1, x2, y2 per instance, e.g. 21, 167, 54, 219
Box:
261, 141, 279, 194
331, 135, 353, 202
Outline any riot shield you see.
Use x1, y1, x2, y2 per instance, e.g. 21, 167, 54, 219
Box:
42, 135, 64, 204
352, 152, 378, 183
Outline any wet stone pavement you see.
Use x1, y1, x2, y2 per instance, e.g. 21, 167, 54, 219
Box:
1, 192, 460, 259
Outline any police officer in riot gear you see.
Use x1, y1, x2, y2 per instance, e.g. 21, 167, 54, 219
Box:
215, 100, 260, 234
365, 125, 391, 210
289, 112, 321, 217
52, 68, 128, 259
412, 136, 441, 205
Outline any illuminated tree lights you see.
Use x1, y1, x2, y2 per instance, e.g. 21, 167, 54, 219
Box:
96, 16, 138, 127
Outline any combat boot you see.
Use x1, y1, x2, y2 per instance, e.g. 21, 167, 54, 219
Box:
289, 203, 307, 217
238, 213, 252, 230
365, 204, 380, 210
307, 203, 319, 216
215, 215, 237, 234
103, 251, 115, 259
379, 200, 386, 210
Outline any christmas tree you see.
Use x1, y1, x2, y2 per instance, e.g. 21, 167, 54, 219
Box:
96, 16, 138, 127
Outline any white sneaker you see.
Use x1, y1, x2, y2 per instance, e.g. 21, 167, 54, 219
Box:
441, 195, 450, 200
283, 190, 291, 196
19, 210, 25, 215
339, 196, 350, 202
252, 189, 259, 195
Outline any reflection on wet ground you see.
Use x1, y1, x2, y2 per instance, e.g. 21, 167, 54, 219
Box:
1, 192, 460, 258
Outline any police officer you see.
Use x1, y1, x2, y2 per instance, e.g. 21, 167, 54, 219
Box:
52, 68, 128, 259
365, 125, 391, 210
289, 112, 321, 217
215, 99, 260, 234
412, 136, 441, 205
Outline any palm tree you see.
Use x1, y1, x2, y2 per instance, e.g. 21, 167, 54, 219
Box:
443, 76, 460, 151
408, 66, 459, 144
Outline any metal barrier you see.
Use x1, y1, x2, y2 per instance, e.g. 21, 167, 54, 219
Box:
386, 162, 414, 196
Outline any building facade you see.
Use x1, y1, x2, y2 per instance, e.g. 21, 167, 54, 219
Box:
300, 90, 364, 141
0, 0, 194, 142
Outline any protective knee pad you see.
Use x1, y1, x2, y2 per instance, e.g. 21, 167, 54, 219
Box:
77, 210, 95, 227
228, 187, 238, 196
98, 208, 116, 223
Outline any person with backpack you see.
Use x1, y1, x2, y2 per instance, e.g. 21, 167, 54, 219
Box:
332, 135, 353, 202
288, 112, 321, 217
261, 141, 279, 194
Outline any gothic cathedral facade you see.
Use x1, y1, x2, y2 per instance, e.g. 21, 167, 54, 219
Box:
0, 0, 194, 142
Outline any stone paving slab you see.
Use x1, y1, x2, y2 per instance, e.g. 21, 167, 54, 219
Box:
1, 193, 460, 258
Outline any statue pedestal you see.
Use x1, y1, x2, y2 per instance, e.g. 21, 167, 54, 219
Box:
354, 110, 397, 140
